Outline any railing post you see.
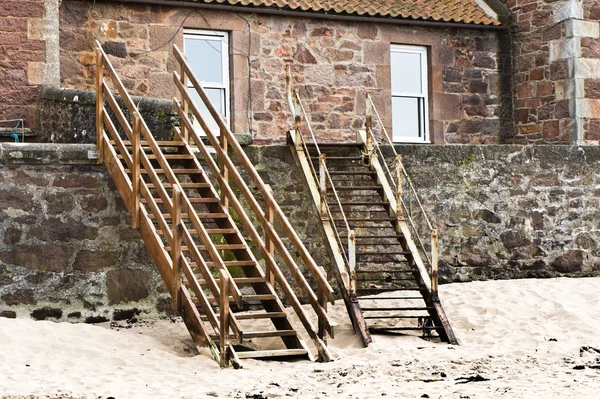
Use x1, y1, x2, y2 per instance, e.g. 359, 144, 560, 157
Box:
317, 266, 328, 344
365, 93, 374, 156
179, 65, 189, 144
219, 269, 231, 368
171, 185, 182, 312
95, 48, 104, 164
219, 127, 229, 211
395, 155, 404, 219
319, 154, 327, 219
431, 229, 439, 299
265, 185, 275, 286
348, 230, 356, 295
131, 114, 141, 229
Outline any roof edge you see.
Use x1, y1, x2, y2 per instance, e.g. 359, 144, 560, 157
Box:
100, 0, 510, 30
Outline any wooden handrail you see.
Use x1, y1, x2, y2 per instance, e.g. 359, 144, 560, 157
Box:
172, 45, 335, 352
173, 45, 333, 300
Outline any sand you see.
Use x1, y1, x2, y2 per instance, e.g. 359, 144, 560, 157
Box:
1, 277, 599, 399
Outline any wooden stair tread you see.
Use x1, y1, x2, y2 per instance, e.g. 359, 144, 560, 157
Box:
165, 243, 247, 251
111, 140, 186, 147
143, 197, 218, 204
190, 277, 266, 285
358, 296, 424, 300
357, 287, 418, 292
200, 260, 258, 267
333, 186, 383, 190
310, 156, 363, 160
357, 251, 412, 255
200, 294, 277, 303
305, 142, 362, 148
146, 182, 210, 189
236, 349, 309, 359
125, 168, 202, 174
333, 217, 396, 222
118, 153, 194, 160
211, 330, 297, 339
329, 171, 377, 176
150, 212, 228, 220
361, 307, 434, 311
338, 201, 387, 205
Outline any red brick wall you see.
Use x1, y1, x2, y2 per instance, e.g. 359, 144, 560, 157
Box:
60, 0, 512, 144
0, 0, 46, 128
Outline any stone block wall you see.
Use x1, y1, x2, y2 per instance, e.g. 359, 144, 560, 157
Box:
1, 143, 599, 320
0, 144, 170, 321
58, 0, 513, 144
501, 0, 600, 144
0, 0, 52, 128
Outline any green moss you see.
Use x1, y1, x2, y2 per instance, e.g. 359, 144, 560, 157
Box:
155, 108, 167, 119
458, 152, 477, 165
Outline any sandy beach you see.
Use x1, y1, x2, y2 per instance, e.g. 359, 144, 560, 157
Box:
1, 277, 599, 399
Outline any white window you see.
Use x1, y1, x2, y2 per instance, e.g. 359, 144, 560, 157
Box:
390, 45, 429, 143
183, 29, 230, 135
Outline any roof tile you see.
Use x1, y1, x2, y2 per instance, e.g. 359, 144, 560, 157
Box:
181, 0, 501, 26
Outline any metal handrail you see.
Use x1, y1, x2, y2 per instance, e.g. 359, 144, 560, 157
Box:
365, 93, 437, 275
286, 66, 355, 285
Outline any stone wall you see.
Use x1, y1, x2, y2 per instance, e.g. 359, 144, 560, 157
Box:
500, 0, 600, 144
1, 143, 599, 320
59, 0, 513, 144
37, 87, 177, 143
0, 0, 53, 128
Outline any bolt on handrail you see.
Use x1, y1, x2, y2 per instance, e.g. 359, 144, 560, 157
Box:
365, 93, 439, 294
286, 66, 357, 293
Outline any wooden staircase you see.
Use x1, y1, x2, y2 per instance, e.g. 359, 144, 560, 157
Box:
287, 70, 457, 346
94, 42, 334, 367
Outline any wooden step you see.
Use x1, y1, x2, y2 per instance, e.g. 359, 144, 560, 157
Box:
311, 156, 363, 161
191, 277, 266, 285
361, 307, 433, 311
125, 168, 202, 175
236, 349, 309, 359
142, 197, 218, 204
200, 294, 277, 303
333, 217, 396, 222
363, 314, 429, 319
355, 235, 404, 240
150, 212, 228, 220
357, 251, 411, 256
357, 287, 418, 293
357, 269, 415, 274
369, 326, 439, 332
111, 140, 186, 147
236, 312, 286, 320
165, 243, 246, 252
358, 296, 423, 300
329, 171, 377, 176
118, 153, 194, 160
211, 330, 297, 339
305, 142, 362, 148
333, 186, 383, 191
357, 277, 415, 282
200, 260, 258, 267
146, 182, 210, 189
157, 227, 237, 236
199, 311, 286, 321
338, 201, 388, 206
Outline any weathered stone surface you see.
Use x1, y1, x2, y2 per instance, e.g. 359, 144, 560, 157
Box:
113, 308, 140, 321
28, 218, 98, 242
106, 269, 150, 305
0, 245, 73, 272
1, 289, 35, 305
0, 310, 16, 319
31, 307, 63, 320
73, 250, 119, 272
550, 251, 584, 273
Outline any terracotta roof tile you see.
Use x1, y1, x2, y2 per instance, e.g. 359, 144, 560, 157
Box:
185, 0, 501, 26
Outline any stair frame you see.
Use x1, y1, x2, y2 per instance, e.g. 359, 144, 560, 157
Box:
287, 70, 458, 345
95, 41, 335, 367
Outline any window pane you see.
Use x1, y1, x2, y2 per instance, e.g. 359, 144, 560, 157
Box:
188, 88, 225, 136
392, 97, 421, 139
391, 51, 422, 94
184, 36, 224, 84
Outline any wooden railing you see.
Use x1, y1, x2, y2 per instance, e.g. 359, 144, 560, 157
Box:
171, 45, 335, 358
95, 41, 240, 367
363, 93, 439, 296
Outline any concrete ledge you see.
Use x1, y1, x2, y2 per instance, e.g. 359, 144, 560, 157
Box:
0, 143, 98, 165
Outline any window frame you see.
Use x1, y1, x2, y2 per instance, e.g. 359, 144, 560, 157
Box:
183, 29, 230, 132
390, 44, 429, 143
